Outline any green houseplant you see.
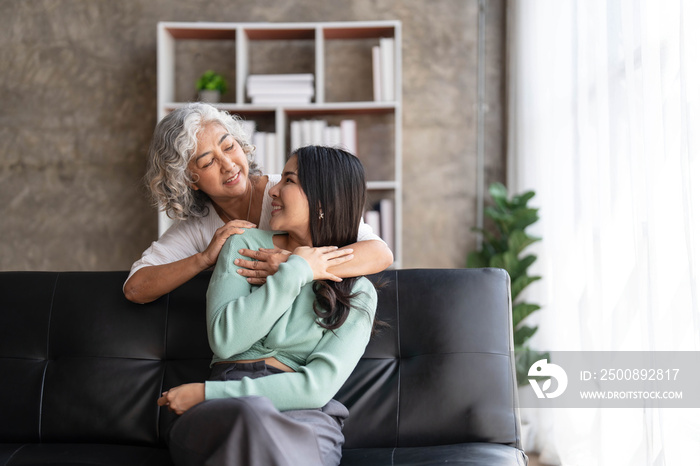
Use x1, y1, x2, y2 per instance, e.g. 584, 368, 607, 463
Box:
196, 70, 227, 103
467, 182, 548, 385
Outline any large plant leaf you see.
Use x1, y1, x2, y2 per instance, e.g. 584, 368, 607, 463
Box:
511, 191, 536, 209
484, 206, 513, 235
511, 274, 542, 302
489, 251, 520, 277
513, 254, 537, 279
507, 230, 540, 256
489, 182, 509, 205
471, 227, 505, 255
513, 302, 540, 327
513, 324, 538, 347
512, 207, 539, 231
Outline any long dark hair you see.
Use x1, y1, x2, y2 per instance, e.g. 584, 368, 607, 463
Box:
295, 146, 368, 331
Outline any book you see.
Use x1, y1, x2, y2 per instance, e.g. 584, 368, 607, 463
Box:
251, 94, 312, 105
247, 73, 314, 83
378, 198, 395, 252
310, 120, 326, 145
265, 132, 277, 173
290, 121, 302, 151
289, 119, 357, 152
323, 125, 342, 147
379, 38, 395, 101
340, 119, 357, 155
364, 210, 381, 239
299, 120, 312, 147
372, 45, 382, 102
247, 73, 315, 105
239, 120, 256, 142
252, 132, 267, 171
247, 81, 314, 96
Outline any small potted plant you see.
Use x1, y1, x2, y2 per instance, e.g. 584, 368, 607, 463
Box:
196, 70, 227, 103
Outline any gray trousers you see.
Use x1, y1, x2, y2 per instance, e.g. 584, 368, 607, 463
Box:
166, 362, 349, 466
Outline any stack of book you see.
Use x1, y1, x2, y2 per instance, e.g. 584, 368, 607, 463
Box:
239, 120, 280, 174
289, 119, 357, 154
246, 73, 315, 105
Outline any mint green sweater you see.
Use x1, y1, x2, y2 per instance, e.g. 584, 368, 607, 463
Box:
204, 228, 377, 411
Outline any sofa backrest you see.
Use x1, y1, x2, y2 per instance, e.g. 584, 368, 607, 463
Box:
0, 269, 521, 450
337, 268, 521, 449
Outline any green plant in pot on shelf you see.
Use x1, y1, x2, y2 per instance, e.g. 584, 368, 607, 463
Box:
467, 182, 549, 386
196, 70, 228, 103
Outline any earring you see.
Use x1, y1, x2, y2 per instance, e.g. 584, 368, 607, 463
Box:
318, 209, 324, 220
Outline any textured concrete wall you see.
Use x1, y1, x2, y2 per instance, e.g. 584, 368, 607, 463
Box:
0, 0, 505, 271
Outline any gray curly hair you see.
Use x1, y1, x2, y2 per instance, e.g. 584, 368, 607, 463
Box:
145, 103, 261, 220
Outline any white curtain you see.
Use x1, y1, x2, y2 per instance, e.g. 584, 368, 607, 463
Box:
507, 0, 700, 464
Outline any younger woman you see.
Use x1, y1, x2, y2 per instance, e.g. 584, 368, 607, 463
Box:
157, 146, 379, 466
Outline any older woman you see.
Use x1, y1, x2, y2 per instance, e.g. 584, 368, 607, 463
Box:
124, 103, 392, 303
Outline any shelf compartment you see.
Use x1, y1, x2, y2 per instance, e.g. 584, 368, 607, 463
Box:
157, 21, 402, 268
323, 36, 377, 103
239, 28, 316, 105
175, 40, 236, 104
284, 112, 395, 185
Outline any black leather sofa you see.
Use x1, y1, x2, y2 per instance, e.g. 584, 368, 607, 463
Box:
0, 268, 527, 465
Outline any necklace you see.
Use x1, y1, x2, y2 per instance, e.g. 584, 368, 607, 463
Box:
221, 180, 255, 223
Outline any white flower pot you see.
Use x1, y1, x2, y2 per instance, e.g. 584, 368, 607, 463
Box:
198, 90, 221, 103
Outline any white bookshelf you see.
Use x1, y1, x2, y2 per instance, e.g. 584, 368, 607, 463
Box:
157, 21, 402, 268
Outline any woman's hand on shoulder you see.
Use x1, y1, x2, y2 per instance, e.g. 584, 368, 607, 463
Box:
235, 247, 291, 285
293, 246, 355, 282
199, 220, 256, 269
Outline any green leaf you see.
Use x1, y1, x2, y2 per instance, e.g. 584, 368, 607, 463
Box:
196, 70, 227, 93
484, 206, 511, 227
471, 228, 501, 251
485, 207, 515, 235
513, 302, 540, 327
512, 208, 540, 231
511, 275, 541, 301
489, 251, 519, 277
513, 254, 537, 279
489, 182, 508, 203
513, 324, 538, 348
507, 230, 540, 256
511, 190, 536, 208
